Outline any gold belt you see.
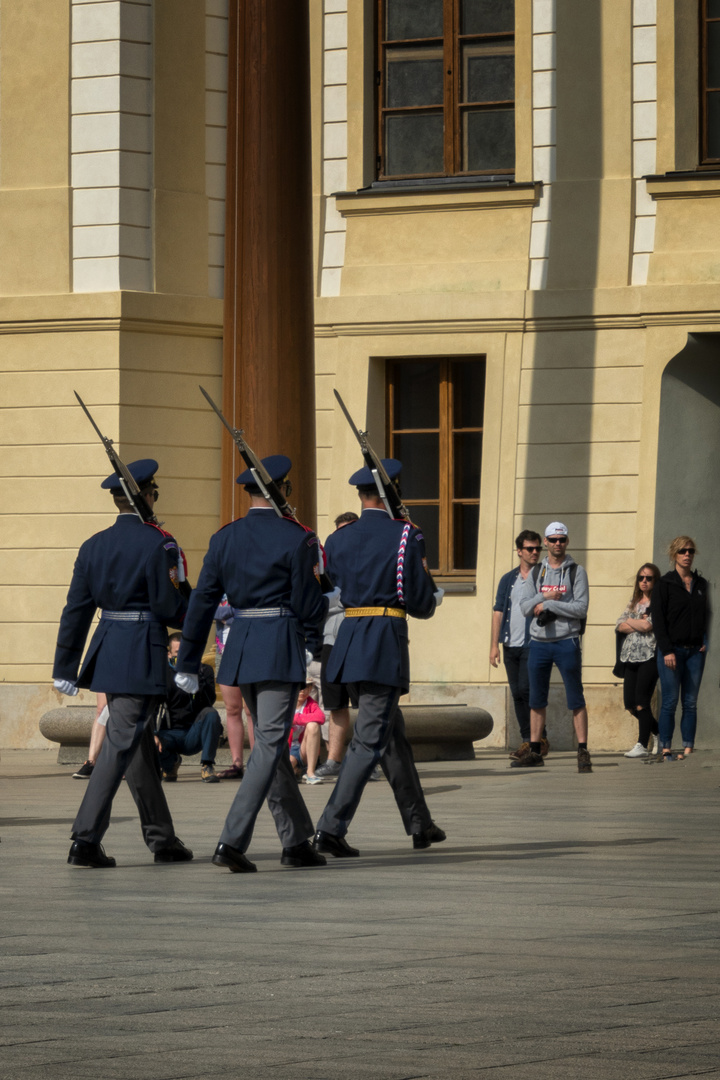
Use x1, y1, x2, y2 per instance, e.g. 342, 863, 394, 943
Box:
344, 607, 407, 619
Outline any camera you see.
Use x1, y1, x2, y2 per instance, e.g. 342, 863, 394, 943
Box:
536, 609, 557, 627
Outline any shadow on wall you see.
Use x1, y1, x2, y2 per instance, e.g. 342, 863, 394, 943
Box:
654, 333, 720, 749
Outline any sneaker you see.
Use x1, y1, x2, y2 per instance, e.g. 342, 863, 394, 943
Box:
302, 774, 324, 785
315, 758, 342, 778
540, 737, 550, 757
163, 757, 181, 782
624, 742, 649, 758
216, 762, 244, 780
509, 741, 530, 760
577, 747, 593, 773
72, 760, 94, 779
200, 763, 220, 784
368, 765, 383, 781
510, 751, 544, 768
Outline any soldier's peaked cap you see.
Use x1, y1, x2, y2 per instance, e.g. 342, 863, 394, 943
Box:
236, 454, 292, 486
349, 458, 402, 487
101, 458, 158, 492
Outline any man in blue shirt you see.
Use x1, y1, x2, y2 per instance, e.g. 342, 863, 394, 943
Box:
490, 530, 546, 759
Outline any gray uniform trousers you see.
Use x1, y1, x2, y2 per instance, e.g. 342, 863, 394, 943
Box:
72, 694, 175, 852
218, 681, 314, 852
318, 681, 431, 838
380, 706, 432, 835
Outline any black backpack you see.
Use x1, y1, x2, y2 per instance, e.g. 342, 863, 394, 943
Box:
531, 562, 586, 635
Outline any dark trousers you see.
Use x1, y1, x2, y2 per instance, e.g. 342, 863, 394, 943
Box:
622, 658, 659, 748
219, 681, 314, 852
72, 694, 175, 852
503, 645, 531, 740
380, 705, 432, 835
158, 707, 223, 768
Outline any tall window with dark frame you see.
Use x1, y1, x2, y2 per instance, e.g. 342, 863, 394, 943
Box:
387, 359, 485, 579
377, 0, 515, 180
701, 0, 720, 165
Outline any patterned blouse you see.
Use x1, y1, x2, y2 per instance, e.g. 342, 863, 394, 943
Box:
617, 598, 657, 663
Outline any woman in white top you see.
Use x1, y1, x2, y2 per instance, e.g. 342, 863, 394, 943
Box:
616, 563, 662, 758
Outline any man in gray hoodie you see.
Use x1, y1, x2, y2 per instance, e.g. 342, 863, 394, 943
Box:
512, 522, 592, 773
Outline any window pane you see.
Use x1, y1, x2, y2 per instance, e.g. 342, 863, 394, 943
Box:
708, 92, 720, 158
463, 108, 515, 171
411, 506, 439, 570
709, 0, 720, 18
461, 0, 515, 35
454, 432, 482, 498
464, 46, 514, 103
385, 111, 444, 175
452, 361, 485, 427
709, 22, 720, 88
454, 504, 479, 570
393, 433, 439, 499
392, 362, 440, 428
386, 0, 444, 40
386, 48, 444, 107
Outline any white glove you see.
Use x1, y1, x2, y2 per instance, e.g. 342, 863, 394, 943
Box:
433, 588, 445, 608
174, 671, 199, 695
54, 679, 79, 697
305, 650, 314, 667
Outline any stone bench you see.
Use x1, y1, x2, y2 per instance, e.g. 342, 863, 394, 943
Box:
40, 702, 492, 765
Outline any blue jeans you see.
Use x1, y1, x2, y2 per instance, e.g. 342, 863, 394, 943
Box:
159, 707, 223, 767
528, 637, 586, 711
656, 647, 706, 749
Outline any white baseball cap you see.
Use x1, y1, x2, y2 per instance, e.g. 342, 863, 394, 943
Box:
545, 521, 568, 537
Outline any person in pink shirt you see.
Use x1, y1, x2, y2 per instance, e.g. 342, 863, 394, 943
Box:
289, 681, 326, 785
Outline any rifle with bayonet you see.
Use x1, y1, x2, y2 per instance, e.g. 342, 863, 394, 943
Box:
75, 391, 192, 597
74, 391, 163, 526
333, 388, 409, 521
199, 385, 333, 589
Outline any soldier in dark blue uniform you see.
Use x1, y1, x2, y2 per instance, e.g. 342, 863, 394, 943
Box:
53, 460, 192, 868
175, 456, 328, 873
313, 460, 446, 857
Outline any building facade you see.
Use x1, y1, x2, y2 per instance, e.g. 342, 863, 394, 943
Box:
2, 0, 719, 750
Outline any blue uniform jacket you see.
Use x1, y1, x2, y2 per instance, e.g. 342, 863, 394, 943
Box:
325, 508, 436, 692
176, 508, 327, 685
53, 515, 188, 695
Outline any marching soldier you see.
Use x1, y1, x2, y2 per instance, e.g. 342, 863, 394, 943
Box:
54, 459, 192, 868
313, 459, 446, 858
175, 455, 328, 873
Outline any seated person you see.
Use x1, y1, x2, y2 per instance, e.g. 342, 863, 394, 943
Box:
289, 681, 326, 785
158, 633, 223, 783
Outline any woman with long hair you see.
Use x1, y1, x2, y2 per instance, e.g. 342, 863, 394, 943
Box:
650, 537, 710, 760
617, 563, 662, 758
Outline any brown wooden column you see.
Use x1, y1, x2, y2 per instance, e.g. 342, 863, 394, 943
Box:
221, 0, 317, 526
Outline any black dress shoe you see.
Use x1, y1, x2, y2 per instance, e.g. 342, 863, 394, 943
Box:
281, 840, 327, 868
67, 840, 116, 868
312, 830, 359, 858
212, 842, 257, 873
154, 838, 193, 863
412, 822, 447, 850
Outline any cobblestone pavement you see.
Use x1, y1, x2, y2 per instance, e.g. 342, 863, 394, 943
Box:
1, 748, 718, 1080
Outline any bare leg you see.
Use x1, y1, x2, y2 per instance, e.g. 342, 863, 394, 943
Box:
219, 683, 245, 766
327, 707, 350, 763
301, 722, 322, 777
572, 706, 588, 743
88, 694, 108, 763
530, 707, 546, 742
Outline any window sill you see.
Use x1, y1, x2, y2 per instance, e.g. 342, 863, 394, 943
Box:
645, 171, 720, 200
334, 180, 541, 218
434, 580, 477, 596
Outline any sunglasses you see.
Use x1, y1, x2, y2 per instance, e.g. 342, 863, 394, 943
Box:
522, 545, 542, 552
547, 536, 567, 543
677, 548, 695, 555
638, 575, 654, 582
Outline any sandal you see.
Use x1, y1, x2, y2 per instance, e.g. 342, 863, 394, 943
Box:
216, 762, 244, 780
